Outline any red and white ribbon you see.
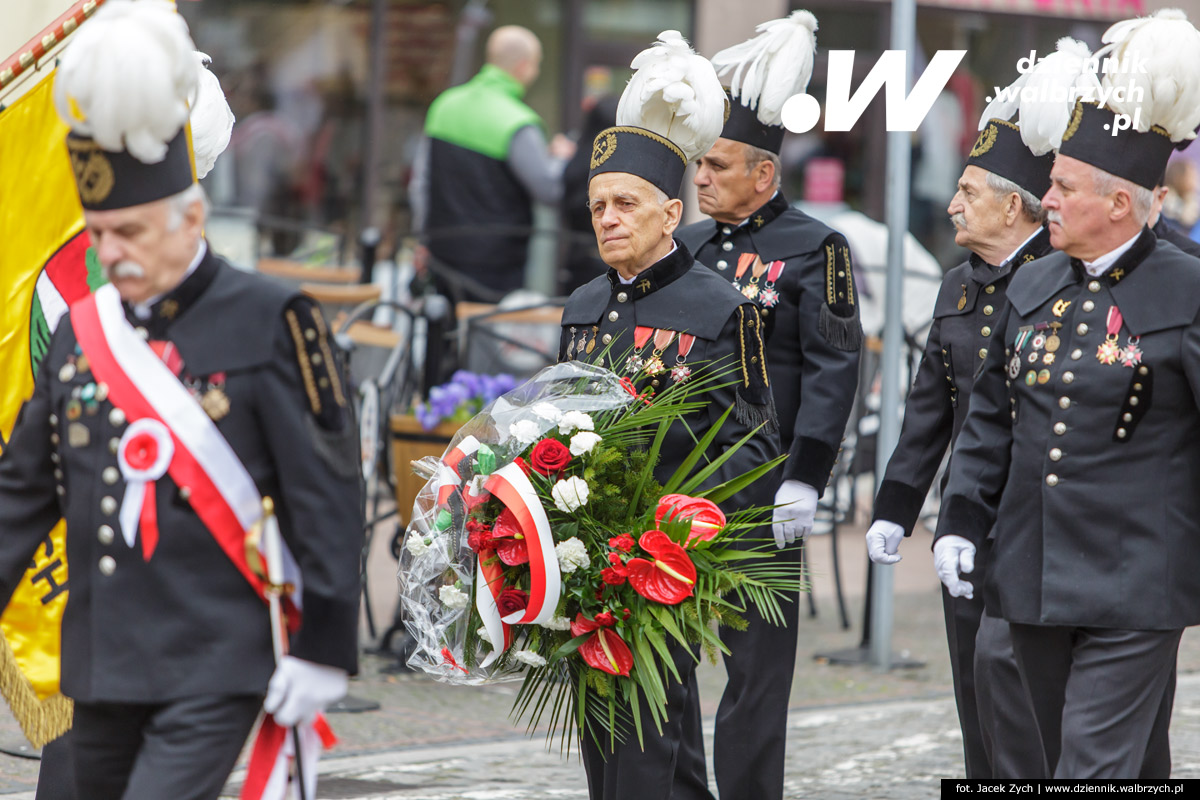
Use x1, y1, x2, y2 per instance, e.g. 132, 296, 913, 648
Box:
240, 713, 336, 800
475, 552, 510, 668
435, 435, 482, 506
484, 462, 560, 625
116, 418, 173, 560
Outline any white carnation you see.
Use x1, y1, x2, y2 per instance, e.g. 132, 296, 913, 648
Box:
477, 626, 493, 645
438, 584, 470, 610
569, 431, 602, 456
509, 419, 541, 446
555, 536, 591, 573
405, 534, 431, 557
539, 615, 573, 631
531, 402, 563, 422
551, 476, 590, 513
513, 649, 547, 668
558, 411, 595, 435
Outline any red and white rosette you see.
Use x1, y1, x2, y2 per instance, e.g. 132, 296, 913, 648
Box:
117, 418, 174, 561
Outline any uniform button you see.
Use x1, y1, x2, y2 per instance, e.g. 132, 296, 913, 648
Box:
179, 486, 192, 502
49, 414, 58, 426
58, 363, 76, 382
1123, 412, 1133, 422
98, 555, 116, 576
617, 292, 629, 303
100, 495, 117, 515
56, 485, 66, 497
1076, 323, 1088, 335
602, 334, 612, 344
1082, 300, 1095, 312
651, 379, 660, 387
1117, 427, 1128, 439
95, 382, 109, 402
1088, 281, 1101, 293
109, 437, 120, 455
1138, 365, 1149, 375
985, 285, 996, 294
1045, 474, 1059, 487
50, 452, 60, 464
1071, 349, 1082, 360
102, 466, 119, 485
50, 433, 60, 445
1059, 396, 1071, 409
983, 305, 994, 316
1062, 371, 1074, 384
136, 327, 149, 340
1054, 422, 1067, 435
97, 525, 114, 545
722, 226, 732, 235
978, 348, 988, 359
54, 468, 63, 481
722, 241, 733, 251
1049, 448, 1062, 461
760, 308, 769, 317
716, 260, 728, 270
607, 311, 619, 322
1011, 410, 1017, 419
1129, 396, 1139, 406
109, 408, 126, 426
982, 326, 992, 337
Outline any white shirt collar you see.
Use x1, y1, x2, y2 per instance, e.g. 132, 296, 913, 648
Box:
1082, 230, 1142, 278
132, 239, 207, 319
1000, 227, 1044, 267
618, 240, 677, 284
734, 190, 780, 228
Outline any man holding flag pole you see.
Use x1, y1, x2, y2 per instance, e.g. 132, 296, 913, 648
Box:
0, 2, 363, 797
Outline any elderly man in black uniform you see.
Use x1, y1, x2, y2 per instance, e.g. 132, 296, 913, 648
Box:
559, 31, 776, 800
0, 4, 362, 798
864, 119, 1053, 779
941, 91, 1200, 778
675, 13, 861, 800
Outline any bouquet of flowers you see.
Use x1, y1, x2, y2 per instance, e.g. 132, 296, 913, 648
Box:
413, 370, 518, 431
398, 361, 801, 748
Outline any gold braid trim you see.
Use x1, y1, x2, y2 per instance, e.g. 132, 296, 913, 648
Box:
308, 306, 347, 408
0, 634, 73, 747
285, 310, 322, 415
752, 311, 768, 386
606, 126, 687, 165
842, 246, 855, 306
825, 244, 837, 305
737, 305, 750, 387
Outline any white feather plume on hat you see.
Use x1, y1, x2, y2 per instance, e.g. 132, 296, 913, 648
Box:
53, 0, 199, 164
191, 52, 235, 180
710, 10, 818, 127
978, 37, 1101, 156
616, 30, 726, 163
1095, 8, 1200, 142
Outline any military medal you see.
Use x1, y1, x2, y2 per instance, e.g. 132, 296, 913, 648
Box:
201, 387, 231, 421
1045, 322, 1062, 353
1008, 354, 1021, 379
644, 329, 676, 376
670, 333, 696, 383
758, 261, 786, 308
1037, 369, 1051, 385
59, 362, 76, 383
731, 253, 757, 296
1052, 298, 1072, 317
1120, 336, 1142, 368
742, 255, 772, 300
585, 326, 599, 355
625, 326, 655, 374
1025, 370, 1037, 386
957, 285, 967, 311
67, 422, 90, 448
1096, 306, 1123, 365
1042, 353, 1055, 365
566, 327, 577, 359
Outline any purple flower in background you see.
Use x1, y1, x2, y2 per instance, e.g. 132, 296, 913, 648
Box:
414, 371, 517, 431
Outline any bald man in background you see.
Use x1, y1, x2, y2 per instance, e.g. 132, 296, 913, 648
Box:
411, 25, 573, 303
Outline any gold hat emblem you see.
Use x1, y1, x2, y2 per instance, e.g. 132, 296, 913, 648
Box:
970, 124, 997, 158
66, 138, 114, 206
591, 131, 617, 170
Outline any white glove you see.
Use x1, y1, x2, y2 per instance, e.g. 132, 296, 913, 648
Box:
263, 655, 349, 726
933, 535, 976, 599
772, 480, 819, 548
866, 519, 906, 565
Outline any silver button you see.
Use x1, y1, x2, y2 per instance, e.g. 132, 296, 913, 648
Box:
602, 334, 612, 344
721, 241, 733, 251
1011, 410, 1017, 419
1138, 366, 1149, 375
1076, 323, 1088, 335
1059, 396, 1071, 410
1129, 396, 1139, 406
1123, 412, 1133, 422
49, 414, 58, 426
607, 311, 619, 322
1049, 448, 1062, 462
1054, 422, 1067, 435
978, 348, 988, 359
651, 379, 660, 387
50, 452, 60, 464
1082, 300, 1095, 312
54, 468, 63, 481
983, 305, 994, 316
136, 327, 149, 340
109, 408, 126, 426
716, 260, 728, 270
56, 485, 66, 497
59, 363, 76, 382
1134, 383, 1143, 391
178, 486, 192, 502
102, 467, 119, 485
109, 437, 120, 455
1071, 349, 1082, 360
1046, 474, 1059, 487
97, 525, 114, 545
1117, 428, 1128, 439
617, 292, 629, 303
100, 495, 117, 515
1062, 371, 1075, 384
722, 226, 732, 235
50, 433, 60, 445
1088, 281, 1101, 293
982, 326, 992, 337
98, 555, 116, 576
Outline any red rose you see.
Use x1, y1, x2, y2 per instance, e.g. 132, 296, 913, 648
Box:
593, 611, 616, 627
496, 588, 529, 618
466, 519, 494, 553
512, 457, 532, 476
529, 438, 572, 475
607, 552, 623, 566
601, 567, 627, 585
622, 607, 631, 620
608, 534, 636, 552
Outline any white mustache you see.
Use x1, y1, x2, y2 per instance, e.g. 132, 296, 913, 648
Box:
1046, 211, 1063, 226
950, 213, 966, 230
108, 260, 146, 279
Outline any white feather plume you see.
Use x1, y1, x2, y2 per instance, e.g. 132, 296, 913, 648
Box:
710, 10, 818, 127
53, 0, 199, 164
191, 52, 235, 180
1096, 8, 1200, 142
978, 37, 1101, 156
616, 30, 726, 163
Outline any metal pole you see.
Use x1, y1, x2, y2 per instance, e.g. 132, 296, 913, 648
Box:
870, 0, 916, 671
359, 0, 387, 234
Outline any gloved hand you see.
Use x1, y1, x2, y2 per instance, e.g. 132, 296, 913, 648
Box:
933, 535, 976, 599
772, 480, 819, 549
264, 655, 349, 726
866, 519, 906, 564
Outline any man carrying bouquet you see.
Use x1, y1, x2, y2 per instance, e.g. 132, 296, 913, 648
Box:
558, 31, 779, 800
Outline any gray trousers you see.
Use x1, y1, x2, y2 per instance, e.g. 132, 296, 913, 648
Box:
973, 613, 1047, 778
1008, 624, 1181, 779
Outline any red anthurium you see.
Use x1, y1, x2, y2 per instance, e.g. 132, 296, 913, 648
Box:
570, 612, 605, 636
578, 628, 634, 676
496, 537, 530, 565
655, 494, 726, 545
625, 530, 697, 605
492, 508, 523, 539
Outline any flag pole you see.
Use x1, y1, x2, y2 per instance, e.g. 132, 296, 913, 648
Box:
0, 0, 108, 94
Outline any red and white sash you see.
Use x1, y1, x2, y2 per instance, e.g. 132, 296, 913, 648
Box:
71, 284, 302, 606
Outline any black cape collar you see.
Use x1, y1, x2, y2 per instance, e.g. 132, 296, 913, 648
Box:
1068, 226, 1156, 287
605, 239, 693, 301
967, 226, 1052, 285
124, 244, 219, 338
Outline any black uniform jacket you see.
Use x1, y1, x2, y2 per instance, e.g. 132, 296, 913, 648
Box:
0, 247, 363, 703
678, 192, 862, 495
558, 240, 778, 509
874, 228, 1053, 535
942, 229, 1200, 629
